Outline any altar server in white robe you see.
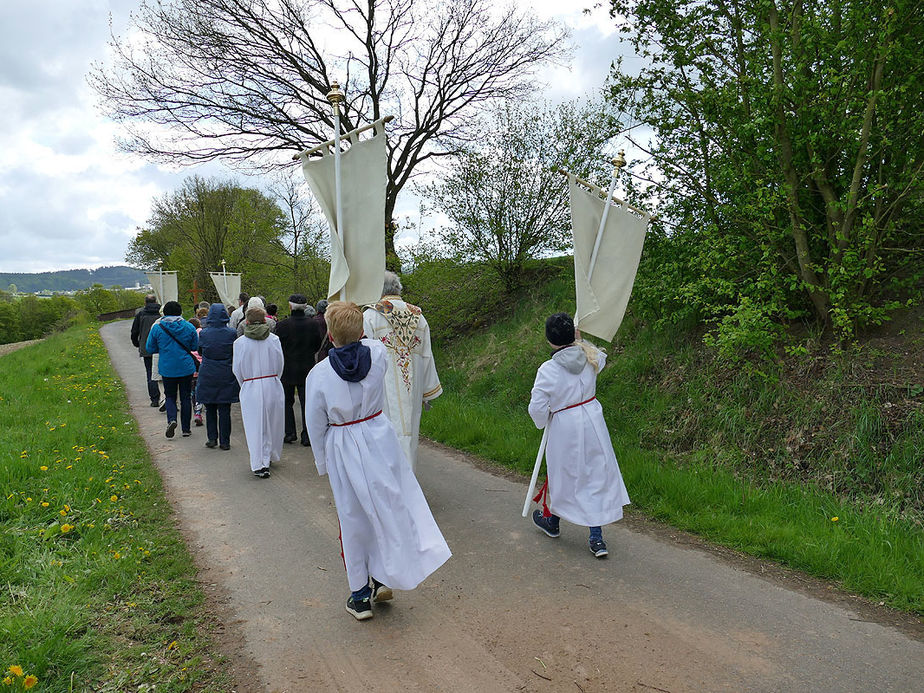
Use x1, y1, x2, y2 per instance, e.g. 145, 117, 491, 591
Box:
528, 312, 630, 559
305, 301, 451, 621
362, 271, 442, 474
232, 306, 284, 479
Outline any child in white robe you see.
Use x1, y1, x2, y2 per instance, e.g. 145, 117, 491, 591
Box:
305, 301, 451, 621
232, 306, 284, 478
528, 312, 631, 558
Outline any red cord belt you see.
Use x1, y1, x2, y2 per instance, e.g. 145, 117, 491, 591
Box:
552, 395, 596, 415
242, 373, 278, 382
329, 410, 382, 427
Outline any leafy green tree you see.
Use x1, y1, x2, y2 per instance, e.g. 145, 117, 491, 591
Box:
424, 101, 618, 291
127, 176, 289, 304
608, 0, 924, 340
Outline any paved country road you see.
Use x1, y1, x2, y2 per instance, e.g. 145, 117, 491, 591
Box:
101, 320, 923, 692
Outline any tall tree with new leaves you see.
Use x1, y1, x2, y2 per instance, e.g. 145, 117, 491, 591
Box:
608, 0, 923, 339
91, 0, 569, 259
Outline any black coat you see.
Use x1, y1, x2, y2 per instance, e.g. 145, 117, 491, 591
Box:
276, 311, 322, 384
130, 303, 161, 357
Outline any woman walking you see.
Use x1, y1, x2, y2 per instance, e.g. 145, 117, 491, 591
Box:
196, 304, 240, 450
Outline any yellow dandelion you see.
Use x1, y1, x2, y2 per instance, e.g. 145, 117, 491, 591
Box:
60, 524, 74, 534
2, 675, 11, 685
59, 509, 67, 516
831, 516, 839, 522
113, 551, 121, 559
39, 466, 48, 471
25, 497, 32, 502
24, 674, 38, 689
41, 502, 49, 508
167, 640, 178, 650
110, 495, 118, 502
7, 665, 23, 677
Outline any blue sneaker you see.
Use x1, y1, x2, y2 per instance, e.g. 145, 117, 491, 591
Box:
532, 509, 560, 538
589, 538, 609, 558
346, 595, 373, 620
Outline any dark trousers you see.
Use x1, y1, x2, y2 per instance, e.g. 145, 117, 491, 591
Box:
162, 375, 193, 433
283, 381, 308, 440
205, 403, 232, 446
143, 356, 160, 403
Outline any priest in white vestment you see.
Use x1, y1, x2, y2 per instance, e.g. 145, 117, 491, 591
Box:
232, 306, 284, 478
528, 313, 630, 558
362, 272, 442, 473
305, 301, 451, 620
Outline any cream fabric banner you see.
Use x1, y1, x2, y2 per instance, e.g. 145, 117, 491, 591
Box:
145, 271, 178, 305
300, 118, 387, 305
209, 272, 241, 309
570, 175, 649, 342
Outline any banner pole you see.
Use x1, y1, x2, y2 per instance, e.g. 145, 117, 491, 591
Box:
586, 150, 627, 284
522, 424, 550, 517
327, 81, 344, 301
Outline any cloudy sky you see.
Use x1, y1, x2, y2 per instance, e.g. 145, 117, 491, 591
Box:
0, 0, 631, 273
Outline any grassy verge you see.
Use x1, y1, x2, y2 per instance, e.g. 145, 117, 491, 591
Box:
412, 260, 924, 615
0, 326, 230, 691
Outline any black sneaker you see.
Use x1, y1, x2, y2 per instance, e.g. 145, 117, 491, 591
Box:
301, 435, 311, 447
532, 509, 560, 538
205, 440, 218, 449
182, 430, 191, 437
253, 467, 270, 479
345, 596, 373, 621
283, 434, 297, 444
165, 421, 177, 438
159, 403, 167, 413
149, 400, 159, 408
371, 578, 393, 603
219, 443, 230, 450
589, 539, 609, 558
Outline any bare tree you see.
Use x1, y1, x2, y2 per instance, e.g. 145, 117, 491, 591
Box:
90, 0, 569, 257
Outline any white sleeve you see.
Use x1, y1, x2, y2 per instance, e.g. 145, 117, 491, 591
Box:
304, 368, 329, 475
231, 339, 244, 385
528, 362, 555, 429
418, 315, 442, 401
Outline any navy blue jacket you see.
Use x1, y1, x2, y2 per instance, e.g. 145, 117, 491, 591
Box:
196, 304, 240, 404
146, 317, 199, 378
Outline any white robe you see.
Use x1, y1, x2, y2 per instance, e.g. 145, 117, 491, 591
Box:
305, 339, 451, 592
362, 297, 442, 473
528, 344, 630, 527
232, 332, 284, 471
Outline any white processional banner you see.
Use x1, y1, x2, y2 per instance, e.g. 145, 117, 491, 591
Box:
209, 272, 241, 309
299, 118, 387, 305
569, 175, 649, 342
145, 271, 178, 306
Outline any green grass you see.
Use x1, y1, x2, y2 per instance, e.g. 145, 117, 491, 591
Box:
0, 326, 230, 691
415, 259, 924, 615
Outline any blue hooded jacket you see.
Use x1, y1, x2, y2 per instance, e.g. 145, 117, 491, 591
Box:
196, 304, 240, 404
146, 316, 199, 378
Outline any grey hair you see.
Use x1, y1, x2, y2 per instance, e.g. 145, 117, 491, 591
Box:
383, 271, 403, 297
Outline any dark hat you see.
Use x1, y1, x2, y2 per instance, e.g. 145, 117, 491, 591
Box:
288, 293, 307, 305
545, 312, 575, 346
163, 300, 182, 316
316, 299, 329, 314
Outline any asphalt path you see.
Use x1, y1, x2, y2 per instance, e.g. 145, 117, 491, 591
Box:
101, 320, 923, 692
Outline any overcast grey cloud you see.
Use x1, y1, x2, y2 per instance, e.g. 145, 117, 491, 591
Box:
0, 1, 630, 273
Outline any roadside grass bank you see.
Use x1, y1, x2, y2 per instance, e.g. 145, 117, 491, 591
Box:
0, 325, 231, 691
408, 258, 924, 615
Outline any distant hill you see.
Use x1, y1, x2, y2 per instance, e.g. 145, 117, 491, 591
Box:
0, 266, 149, 293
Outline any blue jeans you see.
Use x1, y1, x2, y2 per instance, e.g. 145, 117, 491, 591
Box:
547, 513, 603, 541
143, 356, 160, 403
351, 584, 372, 601
205, 403, 231, 446
162, 375, 193, 432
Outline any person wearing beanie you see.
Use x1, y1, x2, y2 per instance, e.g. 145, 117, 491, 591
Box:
527, 312, 630, 558
304, 301, 451, 621
362, 271, 442, 475
145, 300, 199, 439
232, 306, 284, 478
236, 296, 277, 336
275, 293, 323, 446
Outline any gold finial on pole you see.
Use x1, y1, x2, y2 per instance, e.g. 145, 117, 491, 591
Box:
613, 149, 627, 173
326, 81, 344, 106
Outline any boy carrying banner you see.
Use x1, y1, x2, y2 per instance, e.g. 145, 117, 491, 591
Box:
304, 301, 451, 620
529, 312, 631, 558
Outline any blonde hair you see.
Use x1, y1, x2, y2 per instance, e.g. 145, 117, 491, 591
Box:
325, 301, 364, 346
578, 340, 602, 373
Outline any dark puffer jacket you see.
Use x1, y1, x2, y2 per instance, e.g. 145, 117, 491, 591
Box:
130, 302, 161, 357
196, 304, 240, 404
